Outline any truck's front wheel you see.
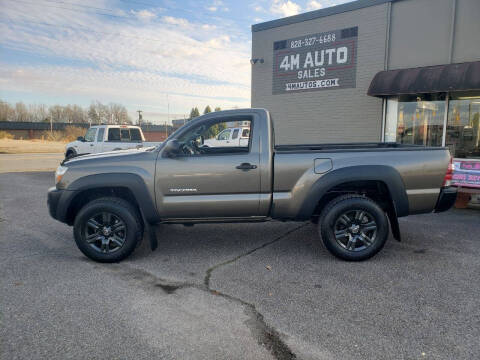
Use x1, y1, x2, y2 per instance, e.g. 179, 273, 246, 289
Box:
318, 195, 389, 261
73, 197, 143, 262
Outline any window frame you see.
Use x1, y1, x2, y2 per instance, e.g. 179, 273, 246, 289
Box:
96, 127, 105, 142
173, 117, 254, 158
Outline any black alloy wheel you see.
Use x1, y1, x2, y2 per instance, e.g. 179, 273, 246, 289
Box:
333, 209, 378, 252
73, 197, 143, 262
84, 212, 127, 254
318, 194, 389, 261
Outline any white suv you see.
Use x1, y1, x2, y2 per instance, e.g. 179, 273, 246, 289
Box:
65, 125, 157, 159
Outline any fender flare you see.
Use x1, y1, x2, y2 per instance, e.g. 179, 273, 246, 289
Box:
62, 173, 160, 224
297, 165, 409, 220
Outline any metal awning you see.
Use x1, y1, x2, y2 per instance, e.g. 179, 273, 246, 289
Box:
368, 61, 480, 97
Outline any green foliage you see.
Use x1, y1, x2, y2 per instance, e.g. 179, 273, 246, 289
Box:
189, 107, 200, 120
203, 122, 227, 140
214, 107, 221, 112
203, 105, 212, 114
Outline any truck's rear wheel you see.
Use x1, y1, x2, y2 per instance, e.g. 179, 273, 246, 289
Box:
318, 194, 389, 261
73, 197, 143, 262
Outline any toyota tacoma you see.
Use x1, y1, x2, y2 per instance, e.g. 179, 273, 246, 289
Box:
48, 109, 457, 262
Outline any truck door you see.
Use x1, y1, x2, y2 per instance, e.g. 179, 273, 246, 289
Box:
82, 127, 97, 154
155, 117, 263, 219
102, 128, 120, 152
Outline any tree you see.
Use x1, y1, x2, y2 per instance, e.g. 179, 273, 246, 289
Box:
189, 107, 200, 120
214, 107, 221, 112
15, 102, 29, 122
87, 103, 100, 124
48, 105, 63, 123
0, 101, 15, 121
203, 105, 212, 114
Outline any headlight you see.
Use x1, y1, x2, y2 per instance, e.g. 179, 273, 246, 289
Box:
55, 165, 68, 184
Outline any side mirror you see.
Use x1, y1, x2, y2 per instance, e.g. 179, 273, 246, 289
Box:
77, 136, 85, 142
163, 139, 181, 158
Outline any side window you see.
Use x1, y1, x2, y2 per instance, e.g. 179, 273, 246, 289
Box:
120, 129, 130, 142
241, 129, 250, 138
130, 128, 142, 141
176, 119, 251, 156
217, 129, 231, 140
97, 128, 105, 142
108, 128, 120, 141
84, 128, 97, 142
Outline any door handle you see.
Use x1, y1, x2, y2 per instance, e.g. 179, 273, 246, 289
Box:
236, 163, 257, 170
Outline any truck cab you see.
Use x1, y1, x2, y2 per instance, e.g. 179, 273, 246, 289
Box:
65, 125, 146, 159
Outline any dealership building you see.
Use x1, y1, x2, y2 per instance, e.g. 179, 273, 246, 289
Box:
251, 0, 479, 178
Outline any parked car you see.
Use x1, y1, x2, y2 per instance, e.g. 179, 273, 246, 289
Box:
48, 109, 456, 263
64, 125, 159, 160
203, 127, 250, 147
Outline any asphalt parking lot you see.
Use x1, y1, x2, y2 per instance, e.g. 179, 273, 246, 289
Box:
1, 171, 479, 360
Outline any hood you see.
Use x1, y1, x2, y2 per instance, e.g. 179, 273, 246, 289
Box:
64, 147, 154, 165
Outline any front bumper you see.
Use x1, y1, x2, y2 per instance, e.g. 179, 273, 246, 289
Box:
48, 187, 63, 220
434, 186, 458, 213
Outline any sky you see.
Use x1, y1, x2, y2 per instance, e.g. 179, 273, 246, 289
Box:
0, 0, 351, 124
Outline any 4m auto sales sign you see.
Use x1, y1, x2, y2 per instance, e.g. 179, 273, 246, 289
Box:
272, 27, 358, 95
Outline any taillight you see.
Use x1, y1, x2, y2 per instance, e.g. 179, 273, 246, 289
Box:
442, 157, 454, 187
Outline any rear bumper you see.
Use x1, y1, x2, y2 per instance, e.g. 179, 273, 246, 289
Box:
434, 186, 457, 213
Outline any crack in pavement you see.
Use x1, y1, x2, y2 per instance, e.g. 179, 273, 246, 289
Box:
97, 223, 307, 360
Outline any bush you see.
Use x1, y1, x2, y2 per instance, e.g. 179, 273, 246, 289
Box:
0, 131, 14, 139
42, 130, 65, 142
41, 126, 86, 142
64, 126, 86, 142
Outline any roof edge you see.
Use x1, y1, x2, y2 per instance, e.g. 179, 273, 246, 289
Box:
252, 0, 397, 32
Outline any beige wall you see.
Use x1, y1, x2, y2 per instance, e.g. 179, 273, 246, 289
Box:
452, 0, 480, 63
251, 0, 480, 145
252, 3, 388, 145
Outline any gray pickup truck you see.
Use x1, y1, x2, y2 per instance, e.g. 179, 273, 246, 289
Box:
48, 108, 457, 262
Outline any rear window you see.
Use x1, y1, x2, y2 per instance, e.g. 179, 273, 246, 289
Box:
232, 129, 239, 139
130, 128, 142, 141
108, 128, 120, 141
241, 129, 250, 138
120, 129, 130, 141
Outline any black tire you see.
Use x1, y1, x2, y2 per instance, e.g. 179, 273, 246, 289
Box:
318, 194, 389, 261
65, 148, 76, 160
73, 197, 143, 263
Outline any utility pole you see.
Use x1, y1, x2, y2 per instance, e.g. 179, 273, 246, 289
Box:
137, 110, 142, 126
164, 121, 168, 139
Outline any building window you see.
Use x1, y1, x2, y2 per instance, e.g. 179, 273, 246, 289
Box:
385, 94, 446, 146
446, 92, 480, 159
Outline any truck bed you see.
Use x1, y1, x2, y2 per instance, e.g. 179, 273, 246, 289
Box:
274, 142, 444, 153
